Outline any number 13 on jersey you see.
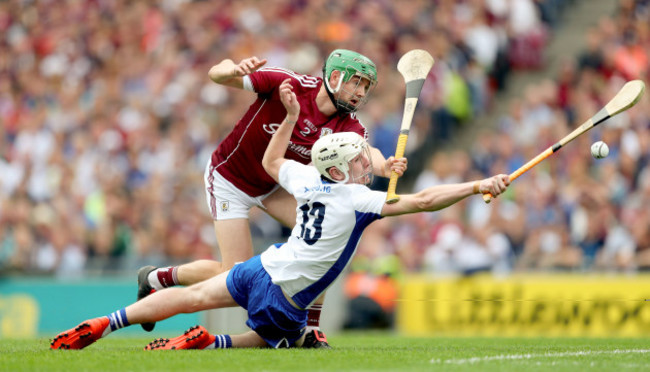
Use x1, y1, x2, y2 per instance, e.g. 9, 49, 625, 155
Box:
298, 202, 325, 245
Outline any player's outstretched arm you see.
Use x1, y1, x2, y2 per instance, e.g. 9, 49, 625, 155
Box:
208, 56, 267, 88
380, 174, 510, 217
262, 78, 300, 182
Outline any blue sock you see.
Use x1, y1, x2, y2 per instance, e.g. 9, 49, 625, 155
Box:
208, 334, 232, 349
107, 308, 130, 333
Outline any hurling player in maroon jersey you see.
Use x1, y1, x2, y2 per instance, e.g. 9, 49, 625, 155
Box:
136, 50, 407, 347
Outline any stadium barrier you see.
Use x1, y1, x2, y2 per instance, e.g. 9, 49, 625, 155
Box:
397, 274, 650, 337
0, 278, 200, 338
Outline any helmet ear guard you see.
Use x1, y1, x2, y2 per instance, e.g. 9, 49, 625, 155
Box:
323, 69, 346, 94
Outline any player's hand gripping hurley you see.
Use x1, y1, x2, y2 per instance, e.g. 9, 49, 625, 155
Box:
482, 79, 645, 203
386, 50, 435, 203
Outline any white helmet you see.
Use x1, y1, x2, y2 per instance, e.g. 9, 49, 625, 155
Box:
311, 132, 373, 184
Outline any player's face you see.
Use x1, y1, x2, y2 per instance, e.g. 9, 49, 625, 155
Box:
348, 148, 373, 185
337, 76, 372, 109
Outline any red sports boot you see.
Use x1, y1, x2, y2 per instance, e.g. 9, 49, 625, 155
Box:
50, 317, 110, 350
144, 325, 215, 350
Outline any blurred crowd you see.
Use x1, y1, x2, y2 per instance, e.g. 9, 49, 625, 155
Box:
361, 0, 650, 283
1, 0, 645, 284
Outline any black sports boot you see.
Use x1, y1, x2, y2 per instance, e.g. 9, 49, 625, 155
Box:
137, 266, 158, 332
302, 329, 332, 349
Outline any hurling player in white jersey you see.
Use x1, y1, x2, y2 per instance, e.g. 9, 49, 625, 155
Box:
135, 50, 408, 347
49, 80, 510, 351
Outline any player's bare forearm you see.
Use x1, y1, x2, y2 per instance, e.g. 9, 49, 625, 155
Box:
208, 59, 241, 87
383, 182, 475, 216
381, 175, 509, 216
262, 116, 295, 182
208, 56, 267, 88
262, 79, 299, 182
370, 147, 407, 178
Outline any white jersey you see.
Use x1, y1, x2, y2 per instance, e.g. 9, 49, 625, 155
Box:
260, 160, 385, 309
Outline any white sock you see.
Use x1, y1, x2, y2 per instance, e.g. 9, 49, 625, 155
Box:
147, 267, 179, 289
147, 270, 163, 290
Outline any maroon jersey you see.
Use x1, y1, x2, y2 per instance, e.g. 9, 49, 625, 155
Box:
211, 67, 369, 197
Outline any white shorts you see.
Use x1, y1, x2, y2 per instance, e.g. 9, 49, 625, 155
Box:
203, 160, 280, 220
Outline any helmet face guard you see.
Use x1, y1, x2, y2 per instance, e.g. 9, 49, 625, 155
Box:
323, 49, 378, 113
348, 144, 374, 185
311, 132, 374, 185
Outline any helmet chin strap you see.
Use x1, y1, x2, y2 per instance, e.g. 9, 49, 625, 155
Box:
325, 87, 339, 112
340, 172, 350, 184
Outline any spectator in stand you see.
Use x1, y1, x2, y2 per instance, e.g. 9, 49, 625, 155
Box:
0, 0, 631, 280
1, 0, 524, 277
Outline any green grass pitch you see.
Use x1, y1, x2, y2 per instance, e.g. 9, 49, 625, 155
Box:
4, 333, 649, 371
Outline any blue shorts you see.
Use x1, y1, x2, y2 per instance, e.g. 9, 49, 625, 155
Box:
226, 255, 307, 348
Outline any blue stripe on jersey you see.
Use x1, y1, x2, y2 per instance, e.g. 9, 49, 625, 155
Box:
291, 211, 381, 309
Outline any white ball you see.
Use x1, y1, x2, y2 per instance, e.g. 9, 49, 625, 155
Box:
591, 141, 609, 159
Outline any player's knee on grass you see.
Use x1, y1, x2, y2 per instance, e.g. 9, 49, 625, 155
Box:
293, 332, 307, 348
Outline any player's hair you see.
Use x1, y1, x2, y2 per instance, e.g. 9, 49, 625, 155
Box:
311, 132, 373, 184
322, 49, 378, 113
